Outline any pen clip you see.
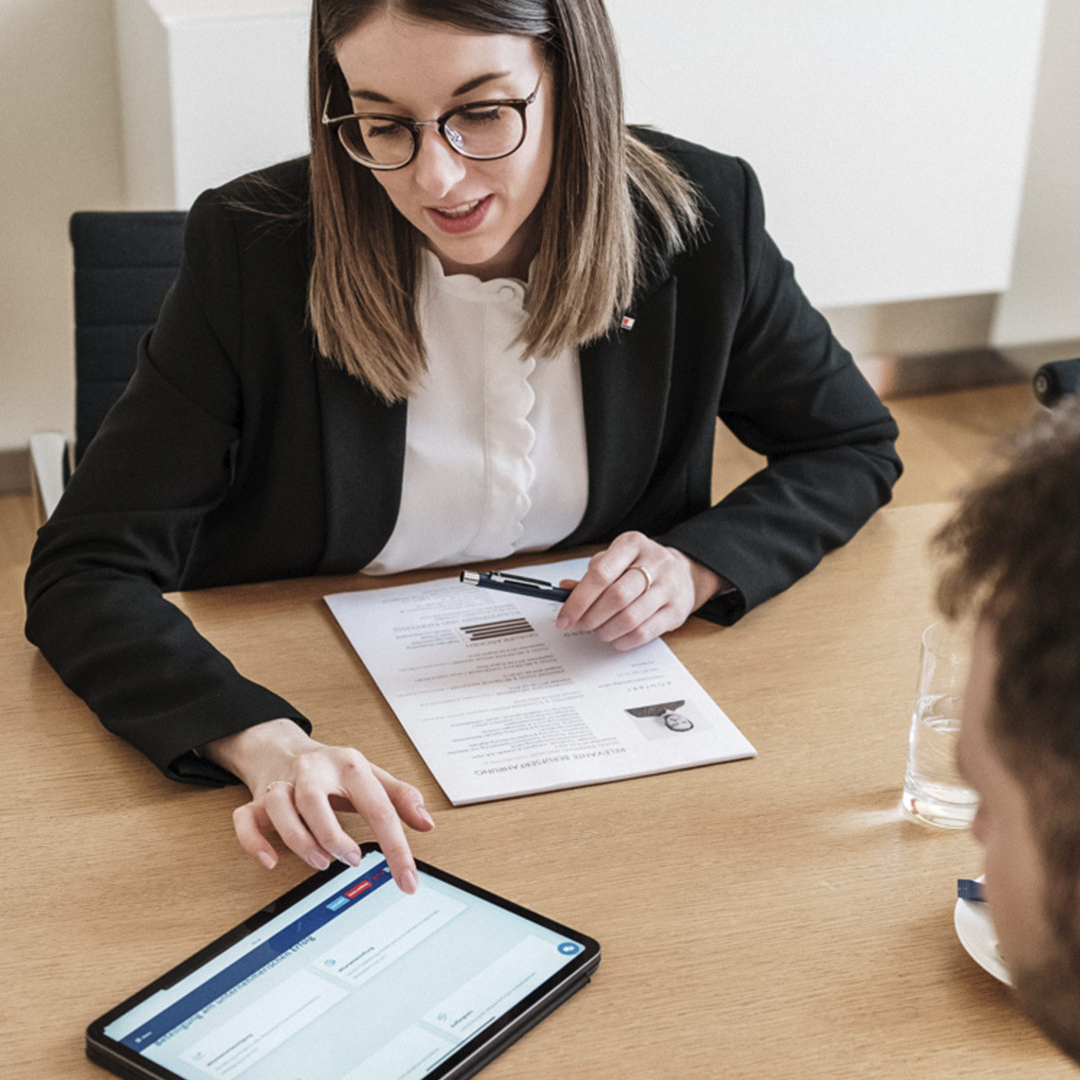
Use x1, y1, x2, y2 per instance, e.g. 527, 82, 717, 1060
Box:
495, 572, 556, 589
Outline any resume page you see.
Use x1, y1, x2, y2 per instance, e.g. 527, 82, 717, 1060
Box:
326, 557, 756, 804
104, 853, 586, 1080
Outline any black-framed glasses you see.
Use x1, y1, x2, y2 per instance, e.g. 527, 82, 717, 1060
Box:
321, 60, 547, 171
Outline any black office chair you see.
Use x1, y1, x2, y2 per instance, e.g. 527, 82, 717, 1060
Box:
1032, 356, 1080, 407
30, 211, 187, 520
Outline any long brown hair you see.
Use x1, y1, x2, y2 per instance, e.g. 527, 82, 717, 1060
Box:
308, 0, 701, 401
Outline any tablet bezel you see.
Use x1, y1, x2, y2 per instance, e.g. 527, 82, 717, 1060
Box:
85, 843, 600, 1080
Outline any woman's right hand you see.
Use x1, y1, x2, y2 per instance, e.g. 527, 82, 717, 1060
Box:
201, 718, 434, 893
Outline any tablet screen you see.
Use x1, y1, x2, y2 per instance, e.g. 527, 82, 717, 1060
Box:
92, 849, 597, 1080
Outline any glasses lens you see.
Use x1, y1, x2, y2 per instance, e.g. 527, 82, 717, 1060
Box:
444, 104, 525, 159
339, 117, 415, 167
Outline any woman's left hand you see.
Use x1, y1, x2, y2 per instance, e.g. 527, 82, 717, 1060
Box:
554, 531, 722, 650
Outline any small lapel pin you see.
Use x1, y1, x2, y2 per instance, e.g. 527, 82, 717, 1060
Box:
620, 315, 636, 330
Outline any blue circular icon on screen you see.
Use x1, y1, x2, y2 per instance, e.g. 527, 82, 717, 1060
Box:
557, 942, 581, 955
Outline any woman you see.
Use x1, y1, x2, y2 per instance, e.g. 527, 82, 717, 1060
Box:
25, 0, 901, 892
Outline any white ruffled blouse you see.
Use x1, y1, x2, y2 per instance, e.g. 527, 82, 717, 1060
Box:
362, 251, 589, 575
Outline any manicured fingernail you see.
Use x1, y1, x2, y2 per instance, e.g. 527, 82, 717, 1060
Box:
556, 616, 567, 629
400, 868, 419, 894
344, 850, 362, 867
257, 851, 277, 870
310, 853, 330, 871
416, 804, 435, 828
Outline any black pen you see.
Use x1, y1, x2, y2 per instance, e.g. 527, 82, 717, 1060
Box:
459, 570, 572, 603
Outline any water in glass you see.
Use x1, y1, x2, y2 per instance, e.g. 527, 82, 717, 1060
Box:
901, 693, 978, 828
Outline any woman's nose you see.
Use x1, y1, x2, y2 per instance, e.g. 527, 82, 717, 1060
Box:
411, 127, 467, 199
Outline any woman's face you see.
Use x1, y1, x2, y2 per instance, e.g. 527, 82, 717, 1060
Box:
333, 14, 555, 281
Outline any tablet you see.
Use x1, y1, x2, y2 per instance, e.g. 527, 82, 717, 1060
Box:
86, 845, 599, 1080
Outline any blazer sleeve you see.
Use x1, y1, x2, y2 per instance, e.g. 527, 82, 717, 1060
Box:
658, 157, 902, 623
24, 191, 311, 786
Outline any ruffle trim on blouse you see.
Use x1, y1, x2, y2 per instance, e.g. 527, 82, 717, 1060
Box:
420, 248, 531, 302
465, 353, 537, 558
420, 252, 540, 560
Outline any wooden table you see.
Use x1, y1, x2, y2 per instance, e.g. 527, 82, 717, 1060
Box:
2, 503, 1071, 1078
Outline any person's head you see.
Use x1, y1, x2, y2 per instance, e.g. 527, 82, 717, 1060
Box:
329, 16, 554, 283
306, 0, 699, 401
936, 397, 1080, 1061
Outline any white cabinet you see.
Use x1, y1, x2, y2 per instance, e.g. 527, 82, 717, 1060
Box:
113, 0, 309, 209
113, 0, 1048, 311
611, 0, 1046, 308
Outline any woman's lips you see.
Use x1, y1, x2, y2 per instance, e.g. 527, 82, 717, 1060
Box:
425, 194, 492, 234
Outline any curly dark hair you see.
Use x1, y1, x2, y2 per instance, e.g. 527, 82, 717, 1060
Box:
936, 397, 1080, 783
935, 395, 1080, 1059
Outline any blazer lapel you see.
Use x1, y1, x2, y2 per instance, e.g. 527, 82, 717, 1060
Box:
314, 356, 408, 574
563, 276, 678, 546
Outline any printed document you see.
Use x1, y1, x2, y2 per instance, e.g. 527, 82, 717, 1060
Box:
325, 557, 755, 804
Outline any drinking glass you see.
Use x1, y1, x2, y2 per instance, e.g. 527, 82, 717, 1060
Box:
901, 620, 978, 828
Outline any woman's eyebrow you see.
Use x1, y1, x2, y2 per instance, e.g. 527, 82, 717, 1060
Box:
452, 70, 511, 96
348, 70, 513, 104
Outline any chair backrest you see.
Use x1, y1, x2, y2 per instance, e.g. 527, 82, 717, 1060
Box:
70, 211, 187, 464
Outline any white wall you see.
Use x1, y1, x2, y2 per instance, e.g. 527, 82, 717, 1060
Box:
991, 0, 1080, 361
113, 0, 172, 209
0, 0, 124, 473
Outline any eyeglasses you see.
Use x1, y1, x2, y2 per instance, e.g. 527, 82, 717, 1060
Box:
321, 60, 547, 171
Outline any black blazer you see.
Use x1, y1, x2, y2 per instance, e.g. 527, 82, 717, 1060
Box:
25, 132, 901, 786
